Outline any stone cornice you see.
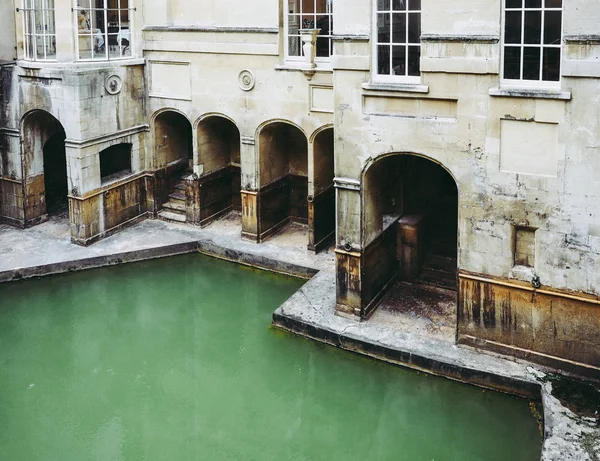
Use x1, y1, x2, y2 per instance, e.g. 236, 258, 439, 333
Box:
421, 34, 499, 43
143, 26, 279, 34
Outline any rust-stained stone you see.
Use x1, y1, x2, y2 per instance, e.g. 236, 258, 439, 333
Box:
458, 272, 600, 377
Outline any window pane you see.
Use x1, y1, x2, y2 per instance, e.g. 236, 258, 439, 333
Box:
378, 13, 390, 42
377, 0, 390, 11
407, 45, 420, 76
392, 45, 406, 75
523, 47, 541, 80
542, 48, 560, 81
378, 45, 390, 74
504, 11, 522, 44
302, 15, 315, 28
545, 0, 562, 7
408, 0, 420, 10
543, 11, 561, 45
392, 0, 406, 10
525, 0, 541, 7
504, 47, 521, 79
506, 0, 521, 7
524, 10, 541, 44
304, 0, 315, 13
288, 35, 301, 56
391, 13, 406, 44
408, 12, 420, 43
316, 35, 329, 57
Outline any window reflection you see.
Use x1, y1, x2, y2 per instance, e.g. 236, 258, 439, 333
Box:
287, 0, 333, 59
76, 0, 131, 61
22, 0, 56, 61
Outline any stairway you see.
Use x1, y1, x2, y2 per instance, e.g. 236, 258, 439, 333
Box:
416, 252, 457, 291
158, 173, 188, 223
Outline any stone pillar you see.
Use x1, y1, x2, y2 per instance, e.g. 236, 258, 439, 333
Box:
240, 135, 259, 241
334, 177, 363, 316
185, 174, 201, 225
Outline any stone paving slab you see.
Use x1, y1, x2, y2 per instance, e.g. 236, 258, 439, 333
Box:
0, 212, 334, 281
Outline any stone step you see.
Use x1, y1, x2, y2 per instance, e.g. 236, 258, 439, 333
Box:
416, 267, 457, 291
158, 210, 187, 223
423, 254, 457, 274
169, 191, 186, 202
162, 200, 186, 212
174, 182, 185, 191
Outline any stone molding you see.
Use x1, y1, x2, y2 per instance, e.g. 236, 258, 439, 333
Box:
64, 124, 149, 149
331, 34, 370, 41
563, 35, 600, 44
334, 177, 360, 191
421, 34, 500, 43
142, 26, 278, 34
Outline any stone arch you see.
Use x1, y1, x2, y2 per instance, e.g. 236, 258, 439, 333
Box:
189, 114, 243, 226
354, 152, 459, 317
309, 125, 335, 252
253, 120, 308, 242
20, 110, 68, 220
152, 109, 193, 169
196, 113, 241, 173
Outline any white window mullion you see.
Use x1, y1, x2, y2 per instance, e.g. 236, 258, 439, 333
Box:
539, 5, 545, 81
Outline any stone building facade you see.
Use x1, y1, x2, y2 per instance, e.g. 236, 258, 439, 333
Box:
1, 0, 599, 377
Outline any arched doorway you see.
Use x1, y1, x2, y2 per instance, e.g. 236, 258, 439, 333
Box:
21, 110, 68, 222
152, 111, 193, 222
153, 111, 193, 169
195, 115, 241, 225
359, 154, 459, 319
309, 127, 335, 252
256, 121, 308, 241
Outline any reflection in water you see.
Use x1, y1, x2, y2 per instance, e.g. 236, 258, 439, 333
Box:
0, 255, 541, 460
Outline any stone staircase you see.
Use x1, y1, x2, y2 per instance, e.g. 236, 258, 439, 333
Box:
157, 173, 188, 223
417, 252, 457, 291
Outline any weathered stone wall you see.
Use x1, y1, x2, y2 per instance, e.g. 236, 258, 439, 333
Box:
0, 2, 16, 62
332, 0, 600, 370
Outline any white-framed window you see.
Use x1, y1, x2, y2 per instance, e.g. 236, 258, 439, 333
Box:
22, 0, 57, 61
502, 0, 562, 87
285, 0, 333, 62
74, 0, 132, 61
374, 0, 421, 82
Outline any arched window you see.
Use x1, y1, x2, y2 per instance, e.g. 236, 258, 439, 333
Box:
22, 0, 56, 61
75, 0, 132, 60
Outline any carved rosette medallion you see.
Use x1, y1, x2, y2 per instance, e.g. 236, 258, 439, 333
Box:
105, 75, 123, 95
238, 70, 255, 91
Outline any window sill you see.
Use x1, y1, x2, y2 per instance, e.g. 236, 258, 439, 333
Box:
17, 57, 145, 70
489, 87, 571, 101
275, 63, 333, 73
361, 82, 429, 94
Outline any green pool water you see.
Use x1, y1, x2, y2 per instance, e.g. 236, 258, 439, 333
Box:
0, 254, 541, 460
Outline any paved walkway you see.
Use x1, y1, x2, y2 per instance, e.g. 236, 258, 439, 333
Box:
0, 211, 334, 278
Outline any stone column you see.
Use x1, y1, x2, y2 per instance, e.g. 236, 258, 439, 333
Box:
240, 135, 259, 241
334, 177, 363, 317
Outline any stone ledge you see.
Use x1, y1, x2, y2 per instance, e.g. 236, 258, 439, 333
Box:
362, 81, 429, 94
489, 87, 572, 100
142, 25, 279, 34
421, 34, 500, 43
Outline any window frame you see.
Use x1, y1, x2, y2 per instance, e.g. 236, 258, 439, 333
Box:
284, 0, 334, 64
372, 0, 422, 85
500, 0, 563, 90
22, 0, 57, 61
73, 0, 134, 62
